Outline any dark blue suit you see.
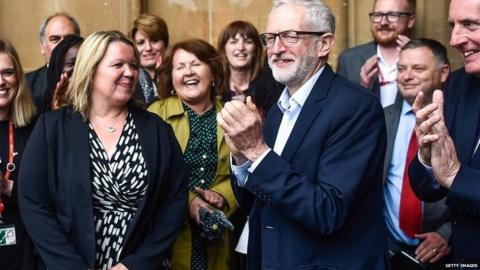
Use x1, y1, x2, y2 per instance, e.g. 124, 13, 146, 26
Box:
409, 68, 480, 263
233, 65, 389, 270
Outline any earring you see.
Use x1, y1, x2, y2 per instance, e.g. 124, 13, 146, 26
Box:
171, 89, 176, 95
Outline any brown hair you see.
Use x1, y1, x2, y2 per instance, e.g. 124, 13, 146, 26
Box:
0, 40, 36, 127
217, 20, 264, 91
157, 39, 226, 99
130, 14, 169, 47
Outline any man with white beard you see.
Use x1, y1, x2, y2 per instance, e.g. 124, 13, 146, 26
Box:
217, 0, 388, 269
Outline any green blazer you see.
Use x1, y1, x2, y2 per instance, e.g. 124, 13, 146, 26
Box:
148, 96, 236, 270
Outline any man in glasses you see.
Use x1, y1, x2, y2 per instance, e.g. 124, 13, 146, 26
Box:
337, 0, 416, 107
218, 0, 388, 269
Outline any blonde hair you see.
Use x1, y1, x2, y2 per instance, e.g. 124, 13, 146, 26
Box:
66, 30, 140, 120
0, 39, 36, 127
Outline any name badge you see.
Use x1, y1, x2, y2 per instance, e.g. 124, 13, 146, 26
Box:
0, 225, 16, 246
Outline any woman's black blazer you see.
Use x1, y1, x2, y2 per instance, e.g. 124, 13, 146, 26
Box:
18, 104, 188, 270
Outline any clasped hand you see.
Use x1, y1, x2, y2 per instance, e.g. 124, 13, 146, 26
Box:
217, 96, 268, 164
413, 90, 460, 188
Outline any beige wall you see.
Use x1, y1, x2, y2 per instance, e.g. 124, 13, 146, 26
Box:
0, 0, 459, 72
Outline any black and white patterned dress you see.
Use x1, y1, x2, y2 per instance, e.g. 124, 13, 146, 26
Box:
88, 112, 148, 270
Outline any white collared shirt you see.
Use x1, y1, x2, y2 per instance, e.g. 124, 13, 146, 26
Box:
377, 46, 399, 108
231, 66, 325, 186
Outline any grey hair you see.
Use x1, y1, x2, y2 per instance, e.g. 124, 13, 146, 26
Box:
272, 0, 336, 33
38, 12, 81, 43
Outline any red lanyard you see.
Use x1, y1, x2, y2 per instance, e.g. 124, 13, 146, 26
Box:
5, 120, 14, 180
377, 63, 392, 86
0, 120, 14, 216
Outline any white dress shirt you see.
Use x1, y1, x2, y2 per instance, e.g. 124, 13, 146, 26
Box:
377, 46, 399, 108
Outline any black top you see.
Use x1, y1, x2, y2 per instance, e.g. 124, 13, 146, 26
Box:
0, 120, 36, 270
222, 62, 283, 116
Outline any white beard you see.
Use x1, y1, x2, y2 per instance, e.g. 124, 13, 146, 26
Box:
269, 48, 319, 87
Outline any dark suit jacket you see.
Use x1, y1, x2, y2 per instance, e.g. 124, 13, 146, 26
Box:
18, 105, 188, 270
337, 41, 381, 95
409, 68, 480, 262
383, 97, 450, 243
26, 65, 48, 109
233, 65, 389, 270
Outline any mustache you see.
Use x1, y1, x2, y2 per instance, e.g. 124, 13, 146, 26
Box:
375, 25, 396, 31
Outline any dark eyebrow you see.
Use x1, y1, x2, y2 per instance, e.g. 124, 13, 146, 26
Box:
459, 19, 480, 25
49, 35, 61, 40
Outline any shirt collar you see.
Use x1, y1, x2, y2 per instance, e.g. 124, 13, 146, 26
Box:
277, 65, 325, 113
401, 99, 413, 116
376, 46, 399, 69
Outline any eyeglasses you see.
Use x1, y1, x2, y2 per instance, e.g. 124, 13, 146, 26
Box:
368, 12, 412, 23
259, 30, 326, 47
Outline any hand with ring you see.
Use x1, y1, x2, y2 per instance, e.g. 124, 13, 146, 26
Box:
415, 232, 451, 263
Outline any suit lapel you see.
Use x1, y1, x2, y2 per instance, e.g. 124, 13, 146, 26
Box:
279, 65, 333, 161
264, 102, 283, 148
383, 96, 403, 182
450, 75, 480, 165
64, 110, 92, 200
123, 106, 157, 244
363, 42, 381, 96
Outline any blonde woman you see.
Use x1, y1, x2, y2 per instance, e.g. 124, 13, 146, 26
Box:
18, 31, 187, 270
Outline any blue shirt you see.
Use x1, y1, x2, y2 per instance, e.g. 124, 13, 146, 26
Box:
384, 100, 421, 245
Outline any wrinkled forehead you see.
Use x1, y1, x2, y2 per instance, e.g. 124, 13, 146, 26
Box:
45, 16, 75, 36
373, 0, 411, 12
399, 47, 438, 67
266, 4, 305, 33
448, 0, 480, 23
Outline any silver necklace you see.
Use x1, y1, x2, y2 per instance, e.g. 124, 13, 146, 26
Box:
92, 109, 126, 133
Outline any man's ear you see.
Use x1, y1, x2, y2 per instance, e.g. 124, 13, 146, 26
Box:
40, 42, 46, 58
407, 14, 416, 29
440, 64, 450, 84
317, 34, 335, 58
